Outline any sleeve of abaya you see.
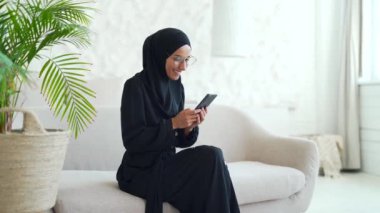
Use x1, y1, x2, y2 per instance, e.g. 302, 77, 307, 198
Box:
121, 81, 176, 153
174, 126, 199, 148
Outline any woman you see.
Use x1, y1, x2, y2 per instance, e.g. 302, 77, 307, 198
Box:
117, 28, 240, 213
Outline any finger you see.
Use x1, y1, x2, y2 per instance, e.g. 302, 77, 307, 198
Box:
189, 117, 198, 123
199, 111, 205, 121
188, 118, 198, 125
187, 110, 199, 116
188, 115, 198, 120
194, 109, 201, 114
192, 116, 199, 125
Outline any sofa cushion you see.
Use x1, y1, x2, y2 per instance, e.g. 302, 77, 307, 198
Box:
54, 170, 179, 213
228, 161, 305, 205
54, 161, 305, 213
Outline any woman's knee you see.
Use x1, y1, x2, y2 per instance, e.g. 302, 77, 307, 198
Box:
196, 145, 224, 161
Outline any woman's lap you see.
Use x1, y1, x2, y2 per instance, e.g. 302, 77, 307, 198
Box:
162, 145, 226, 211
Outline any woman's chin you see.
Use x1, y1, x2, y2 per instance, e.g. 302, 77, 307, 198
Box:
172, 76, 180, 80
171, 73, 181, 80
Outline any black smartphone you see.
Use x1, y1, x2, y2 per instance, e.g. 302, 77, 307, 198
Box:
195, 94, 217, 109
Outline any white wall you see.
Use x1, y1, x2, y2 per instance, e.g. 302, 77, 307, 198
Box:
20, 0, 342, 137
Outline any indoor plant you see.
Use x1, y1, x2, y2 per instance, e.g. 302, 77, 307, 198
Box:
0, 0, 96, 137
0, 0, 96, 212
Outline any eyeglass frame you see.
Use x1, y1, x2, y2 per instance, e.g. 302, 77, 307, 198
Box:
170, 55, 197, 66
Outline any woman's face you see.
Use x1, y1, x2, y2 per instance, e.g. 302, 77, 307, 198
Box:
165, 45, 191, 81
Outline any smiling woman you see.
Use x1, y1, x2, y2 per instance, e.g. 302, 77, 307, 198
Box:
165, 45, 192, 80
117, 28, 240, 213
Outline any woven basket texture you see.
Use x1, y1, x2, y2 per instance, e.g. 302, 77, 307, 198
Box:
0, 108, 69, 212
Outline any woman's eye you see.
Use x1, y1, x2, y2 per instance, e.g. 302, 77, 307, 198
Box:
174, 56, 183, 62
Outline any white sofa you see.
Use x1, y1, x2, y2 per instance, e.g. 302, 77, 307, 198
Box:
53, 105, 319, 213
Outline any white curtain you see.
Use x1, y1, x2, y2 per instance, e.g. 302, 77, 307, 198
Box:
337, 0, 361, 169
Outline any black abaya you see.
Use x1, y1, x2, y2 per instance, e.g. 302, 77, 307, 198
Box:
116, 28, 240, 213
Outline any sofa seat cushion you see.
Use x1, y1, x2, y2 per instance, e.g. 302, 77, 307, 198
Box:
54, 161, 305, 212
228, 161, 305, 205
54, 170, 179, 213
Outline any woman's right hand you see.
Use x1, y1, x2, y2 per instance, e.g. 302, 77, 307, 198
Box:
171, 108, 201, 129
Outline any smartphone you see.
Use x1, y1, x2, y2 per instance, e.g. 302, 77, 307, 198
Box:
195, 94, 217, 109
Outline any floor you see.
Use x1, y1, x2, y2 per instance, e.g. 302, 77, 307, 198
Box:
307, 172, 380, 213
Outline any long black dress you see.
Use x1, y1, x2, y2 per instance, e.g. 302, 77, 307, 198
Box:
116, 28, 240, 213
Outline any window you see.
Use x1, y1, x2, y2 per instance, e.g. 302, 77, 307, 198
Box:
361, 0, 380, 81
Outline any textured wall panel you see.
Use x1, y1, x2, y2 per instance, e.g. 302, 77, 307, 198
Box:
22, 0, 321, 135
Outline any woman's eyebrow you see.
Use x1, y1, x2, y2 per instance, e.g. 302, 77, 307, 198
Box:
173, 54, 190, 58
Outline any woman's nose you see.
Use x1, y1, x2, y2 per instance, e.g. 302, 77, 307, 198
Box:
179, 61, 187, 70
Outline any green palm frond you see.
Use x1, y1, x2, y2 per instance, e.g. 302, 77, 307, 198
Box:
1, 0, 93, 65
39, 53, 96, 138
0, 51, 28, 101
5, 5, 38, 64
37, 24, 90, 51
0, 52, 14, 109
0, 0, 6, 9
0, 0, 95, 137
0, 51, 27, 129
41, 0, 94, 26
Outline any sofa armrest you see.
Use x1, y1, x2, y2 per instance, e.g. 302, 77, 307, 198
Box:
248, 134, 319, 177
247, 133, 319, 211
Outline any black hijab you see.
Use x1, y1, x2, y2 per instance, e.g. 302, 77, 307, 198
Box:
140, 28, 191, 117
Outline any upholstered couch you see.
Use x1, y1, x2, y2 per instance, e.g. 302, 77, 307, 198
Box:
52, 105, 319, 213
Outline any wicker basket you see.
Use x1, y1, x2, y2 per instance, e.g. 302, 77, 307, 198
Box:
0, 108, 69, 213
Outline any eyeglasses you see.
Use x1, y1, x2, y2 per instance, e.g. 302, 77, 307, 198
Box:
172, 55, 197, 66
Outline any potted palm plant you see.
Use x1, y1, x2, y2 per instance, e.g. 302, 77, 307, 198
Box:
0, 0, 96, 212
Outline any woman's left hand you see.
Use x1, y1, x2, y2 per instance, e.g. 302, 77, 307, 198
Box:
185, 107, 207, 135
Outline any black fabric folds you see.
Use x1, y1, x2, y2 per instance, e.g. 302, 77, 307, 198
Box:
117, 28, 197, 213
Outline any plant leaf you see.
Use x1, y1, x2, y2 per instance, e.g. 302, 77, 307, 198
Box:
39, 53, 96, 138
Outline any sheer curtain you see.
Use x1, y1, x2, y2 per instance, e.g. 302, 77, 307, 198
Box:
337, 0, 362, 169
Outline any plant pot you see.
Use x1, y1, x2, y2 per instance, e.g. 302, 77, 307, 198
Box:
0, 108, 69, 212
